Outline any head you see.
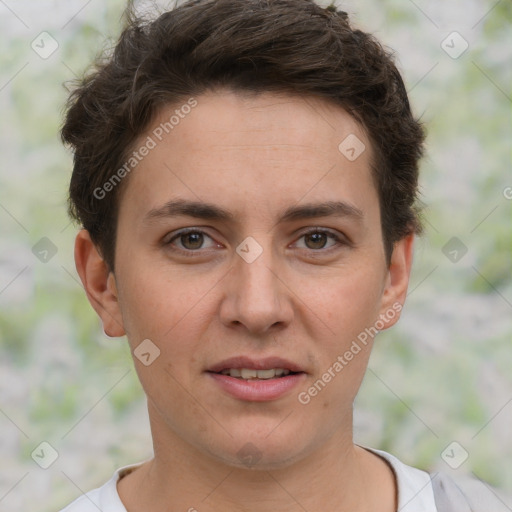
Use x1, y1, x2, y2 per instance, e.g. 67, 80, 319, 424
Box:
62, 0, 424, 272
62, 0, 425, 470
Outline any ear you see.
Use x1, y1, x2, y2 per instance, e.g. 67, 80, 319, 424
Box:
378, 233, 415, 330
74, 229, 125, 337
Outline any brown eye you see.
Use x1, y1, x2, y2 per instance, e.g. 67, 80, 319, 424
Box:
180, 231, 204, 250
165, 229, 217, 253
294, 229, 344, 251
304, 232, 329, 249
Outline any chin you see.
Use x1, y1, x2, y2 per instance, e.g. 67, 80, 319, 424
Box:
216, 447, 305, 472
204, 430, 312, 471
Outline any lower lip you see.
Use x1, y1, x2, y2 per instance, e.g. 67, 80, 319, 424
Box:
207, 372, 306, 401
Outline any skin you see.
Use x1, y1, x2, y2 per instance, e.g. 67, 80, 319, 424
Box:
75, 89, 414, 511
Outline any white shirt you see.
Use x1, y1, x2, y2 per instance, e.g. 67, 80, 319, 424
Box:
58, 447, 438, 511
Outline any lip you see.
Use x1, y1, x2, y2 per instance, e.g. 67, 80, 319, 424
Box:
206, 355, 307, 402
207, 356, 305, 374
207, 372, 306, 402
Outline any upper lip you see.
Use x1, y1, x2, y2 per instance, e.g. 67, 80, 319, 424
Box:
207, 356, 305, 374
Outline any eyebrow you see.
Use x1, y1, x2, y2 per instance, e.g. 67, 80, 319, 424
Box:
143, 199, 363, 225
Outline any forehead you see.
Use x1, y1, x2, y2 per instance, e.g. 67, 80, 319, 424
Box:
150, 89, 369, 156
119, 89, 377, 224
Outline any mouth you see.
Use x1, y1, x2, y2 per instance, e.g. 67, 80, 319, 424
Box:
207, 356, 305, 378
205, 356, 306, 401
211, 367, 301, 380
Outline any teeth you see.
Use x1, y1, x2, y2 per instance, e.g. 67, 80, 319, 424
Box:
219, 368, 292, 379
241, 368, 258, 379
254, 369, 275, 379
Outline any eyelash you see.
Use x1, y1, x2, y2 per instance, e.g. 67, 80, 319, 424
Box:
163, 227, 349, 257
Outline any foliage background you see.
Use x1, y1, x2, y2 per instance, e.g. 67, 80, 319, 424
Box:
0, 0, 510, 510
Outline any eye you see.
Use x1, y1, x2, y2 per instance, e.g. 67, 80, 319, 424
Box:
164, 228, 218, 252
294, 229, 346, 251
163, 227, 348, 257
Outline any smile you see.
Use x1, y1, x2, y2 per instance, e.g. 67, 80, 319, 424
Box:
218, 368, 294, 379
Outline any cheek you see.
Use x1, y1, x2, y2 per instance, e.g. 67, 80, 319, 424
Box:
118, 268, 209, 412
312, 266, 385, 340
300, 265, 384, 404
116, 260, 208, 343
116, 264, 218, 403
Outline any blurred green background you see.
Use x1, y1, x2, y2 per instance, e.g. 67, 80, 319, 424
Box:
0, 0, 510, 510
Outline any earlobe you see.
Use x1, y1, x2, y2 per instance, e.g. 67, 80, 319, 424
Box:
379, 233, 415, 330
74, 229, 125, 337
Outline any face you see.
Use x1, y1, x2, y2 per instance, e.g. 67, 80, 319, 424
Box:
79, 89, 412, 470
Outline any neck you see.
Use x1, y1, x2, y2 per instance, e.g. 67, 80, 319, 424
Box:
118, 407, 396, 512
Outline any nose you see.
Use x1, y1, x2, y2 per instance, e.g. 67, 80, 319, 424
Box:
219, 241, 294, 335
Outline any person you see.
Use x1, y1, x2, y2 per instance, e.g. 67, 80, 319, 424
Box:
58, 0, 508, 510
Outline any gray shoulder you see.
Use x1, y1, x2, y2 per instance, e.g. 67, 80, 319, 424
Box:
432, 472, 511, 512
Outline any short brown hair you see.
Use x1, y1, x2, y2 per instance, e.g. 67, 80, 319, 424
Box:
61, 0, 425, 271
